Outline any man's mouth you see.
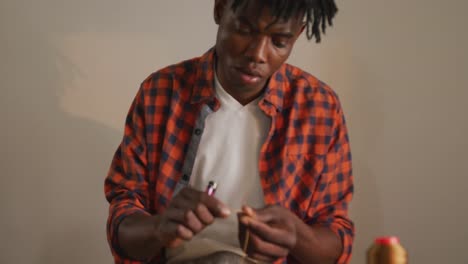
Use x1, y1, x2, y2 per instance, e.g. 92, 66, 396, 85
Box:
235, 67, 262, 85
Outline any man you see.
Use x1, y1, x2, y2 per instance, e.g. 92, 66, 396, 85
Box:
105, 0, 354, 263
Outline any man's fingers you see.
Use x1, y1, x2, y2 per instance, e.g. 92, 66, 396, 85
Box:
179, 187, 231, 217
241, 215, 295, 249
242, 205, 277, 223
238, 212, 290, 261
166, 209, 204, 234
185, 210, 204, 233
165, 208, 186, 222
241, 205, 256, 217
192, 202, 215, 225
164, 221, 194, 241
245, 230, 289, 260
163, 186, 232, 245
167, 188, 223, 233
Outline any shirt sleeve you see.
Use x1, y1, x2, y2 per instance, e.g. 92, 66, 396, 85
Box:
307, 99, 355, 264
104, 86, 152, 263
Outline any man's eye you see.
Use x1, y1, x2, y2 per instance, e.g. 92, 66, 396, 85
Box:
272, 37, 288, 48
237, 27, 251, 34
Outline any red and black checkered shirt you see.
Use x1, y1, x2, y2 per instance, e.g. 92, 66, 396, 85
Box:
105, 48, 354, 264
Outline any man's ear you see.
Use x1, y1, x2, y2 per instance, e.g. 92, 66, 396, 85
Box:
214, 0, 227, 25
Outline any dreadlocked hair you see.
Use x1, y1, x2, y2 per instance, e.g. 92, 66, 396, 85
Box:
230, 0, 338, 43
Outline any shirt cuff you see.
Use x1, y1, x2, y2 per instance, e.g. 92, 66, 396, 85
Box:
328, 222, 354, 264
108, 206, 151, 262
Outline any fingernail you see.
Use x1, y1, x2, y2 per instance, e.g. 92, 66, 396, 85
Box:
243, 206, 254, 217
240, 217, 249, 225
221, 207, 231, 216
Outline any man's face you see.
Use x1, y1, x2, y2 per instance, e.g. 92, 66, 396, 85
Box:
214, 0, 304, 102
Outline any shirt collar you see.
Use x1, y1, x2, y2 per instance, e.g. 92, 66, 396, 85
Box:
261, 65, 287, 114
191, 48, 217, 108
191, 47, 288, 114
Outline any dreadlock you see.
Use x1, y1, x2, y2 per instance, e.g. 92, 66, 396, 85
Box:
230, 0, 338, 43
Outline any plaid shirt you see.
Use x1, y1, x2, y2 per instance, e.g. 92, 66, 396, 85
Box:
105, 48, 354, 264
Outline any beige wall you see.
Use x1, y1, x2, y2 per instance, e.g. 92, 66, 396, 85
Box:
1, 0, 467, 263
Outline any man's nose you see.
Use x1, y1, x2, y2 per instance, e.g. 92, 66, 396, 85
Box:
244, 35, 268, 64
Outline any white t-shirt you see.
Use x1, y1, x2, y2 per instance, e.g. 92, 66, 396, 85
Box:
166, 72, 270, 263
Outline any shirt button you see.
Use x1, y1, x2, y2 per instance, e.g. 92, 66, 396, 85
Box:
194, 128, 203, 136
182, 174, 190, 181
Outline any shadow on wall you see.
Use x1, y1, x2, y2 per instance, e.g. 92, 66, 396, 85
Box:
1, 6, 120, 264
1, 1, 215, 263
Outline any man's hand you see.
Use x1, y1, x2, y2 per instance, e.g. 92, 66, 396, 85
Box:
157, 187, 231, 248
118, 187, 230, 260
237, 205, 299, 263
